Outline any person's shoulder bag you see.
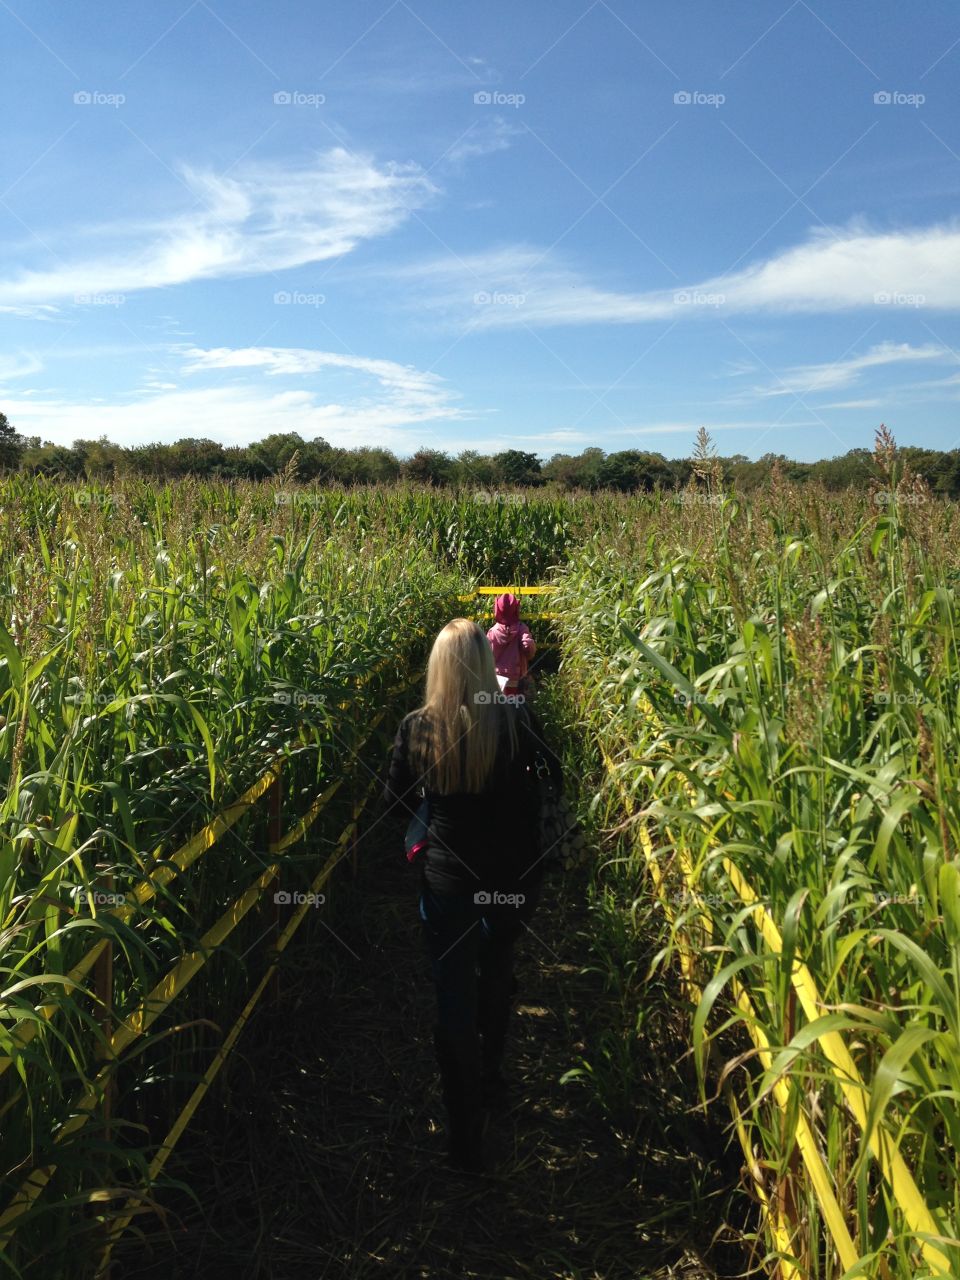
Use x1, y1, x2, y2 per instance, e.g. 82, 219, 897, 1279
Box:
519, 707, 587, 872
404, 792, 430, 865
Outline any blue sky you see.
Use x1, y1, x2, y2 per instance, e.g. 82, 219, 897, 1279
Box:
1, 0, 959, 463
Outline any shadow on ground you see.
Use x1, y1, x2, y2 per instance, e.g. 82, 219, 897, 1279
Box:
112, 804, 742, 1280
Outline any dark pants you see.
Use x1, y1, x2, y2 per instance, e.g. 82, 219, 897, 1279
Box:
419, 881, 542, 1163
419, 880, 541, 1076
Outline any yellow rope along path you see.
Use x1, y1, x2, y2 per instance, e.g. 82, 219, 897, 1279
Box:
0, 663, 413, 1079
95, 774, 381, 1274
0, 759, 282, 1080
597, 740, 807, 1280
0, 680, 411, 1242
594, 678, 952, 1277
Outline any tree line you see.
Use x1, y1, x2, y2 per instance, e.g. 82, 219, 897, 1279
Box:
3, 412, 960, 496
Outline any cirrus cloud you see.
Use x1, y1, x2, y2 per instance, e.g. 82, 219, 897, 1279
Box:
401, 221, 960, 327
0, 149, 437, 309
3, 343, 471, 451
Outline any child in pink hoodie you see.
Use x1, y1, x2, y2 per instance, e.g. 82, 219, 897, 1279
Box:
486, 592, 537, 698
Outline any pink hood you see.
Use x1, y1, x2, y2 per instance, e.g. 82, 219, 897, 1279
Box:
494, 592, 520, 630
487, 593, 536, 682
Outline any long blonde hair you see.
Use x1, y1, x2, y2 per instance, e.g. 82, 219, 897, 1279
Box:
412, 618, 518, 794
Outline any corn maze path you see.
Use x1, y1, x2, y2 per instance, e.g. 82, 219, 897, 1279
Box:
113, 789, 739, 1280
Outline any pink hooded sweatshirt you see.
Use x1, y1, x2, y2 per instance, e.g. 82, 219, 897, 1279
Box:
487, 592, 537, 687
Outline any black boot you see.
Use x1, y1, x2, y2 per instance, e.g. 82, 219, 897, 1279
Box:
432, 1028, 485, 1173
477, 975, 513, 1110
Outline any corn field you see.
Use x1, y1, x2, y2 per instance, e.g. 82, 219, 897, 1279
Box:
0, 477, 532, 1272
3, 455, 960, 1278
553, 441, 960, 1278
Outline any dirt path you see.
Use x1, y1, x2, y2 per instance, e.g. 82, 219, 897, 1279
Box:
113, 797, 738, 1280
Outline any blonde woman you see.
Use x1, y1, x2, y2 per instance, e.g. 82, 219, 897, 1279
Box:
383, 619, 562, 1173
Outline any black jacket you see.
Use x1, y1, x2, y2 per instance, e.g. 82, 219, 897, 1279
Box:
383, 703, 563, 895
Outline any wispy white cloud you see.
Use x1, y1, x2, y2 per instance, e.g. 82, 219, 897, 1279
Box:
400, 222, 960, 327
0, 303, 61, 319
340, 54, 493, 96
4, 344, 471, 450
754, 341, 952, 398
818, 398, 887, 409
0, 351, 44, 382
901, 371, 960, 390
443, 117, 521, 165
705, 223, 957, 315
0, 149, 437, 308
722, 359, 761, 378
180, 344, 464, 421
603, 422, 766, 437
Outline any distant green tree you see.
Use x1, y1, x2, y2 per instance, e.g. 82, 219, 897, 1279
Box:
294, 438, 333, 481
0, 411, 25, 471
720, 453, 749, 486
931, 451, 960, 499
401, 448, 454, 486
900, 447, 954, 496
493, 449, 543, 487
671, 458, 694, 487
247, 433, 307, 477
597, 450, 673, 491
811, 448, 873, 490
542, 447, 605, 490
20, 439, 84, 477
16, 434, 42, 471
219, 445, 255, 478
167, 438, 227, 476
73, 436, 126, 478
9, 421, 960, 499
354, 447, 401, 484
721, 454, 769, 491
755, 452, 812, 485
452, 449, 496, 488
126, 442, 172, 476
325, 446, 398, 485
